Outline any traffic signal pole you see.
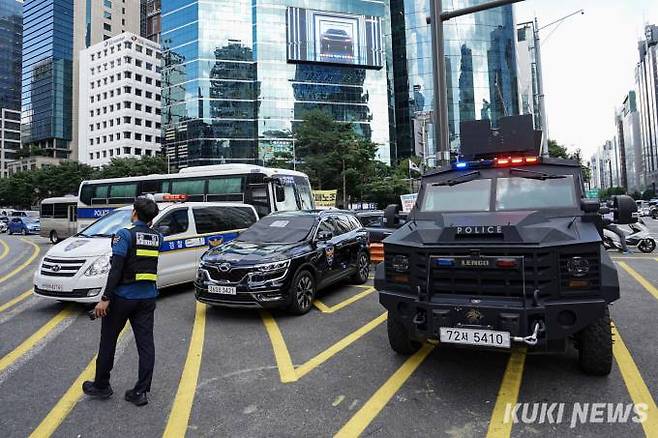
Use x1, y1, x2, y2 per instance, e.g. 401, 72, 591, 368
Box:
430, 0, 527, 167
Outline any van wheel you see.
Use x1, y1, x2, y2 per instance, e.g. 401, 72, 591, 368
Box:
50, 230, 60, 244
576, 306, 613, 376
387, 316, 421, 355
288, 270, 315, 315
350, 250, 370, 284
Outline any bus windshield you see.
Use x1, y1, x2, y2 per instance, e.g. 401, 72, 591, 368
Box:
78, 209, 133, 237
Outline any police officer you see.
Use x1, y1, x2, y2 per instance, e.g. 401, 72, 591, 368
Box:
82, 197, 161, 406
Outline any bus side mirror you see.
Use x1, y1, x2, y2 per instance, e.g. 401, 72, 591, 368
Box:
275, 185, 286, 203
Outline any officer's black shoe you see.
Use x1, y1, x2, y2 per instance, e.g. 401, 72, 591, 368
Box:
124, 389, 148, 406
82, 381, 113, 399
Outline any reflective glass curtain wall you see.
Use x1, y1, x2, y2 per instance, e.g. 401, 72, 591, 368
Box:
392, 0, 519, 163
161, 0, 392, 168
0, 0, 22, 111
21, 0, 74, 157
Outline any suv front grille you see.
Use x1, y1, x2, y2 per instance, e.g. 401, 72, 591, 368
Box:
204, 265, 251, 284
41, 257, 86, 278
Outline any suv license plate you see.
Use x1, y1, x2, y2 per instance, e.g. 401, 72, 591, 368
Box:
439, 327, 511, 349
208, 285, 236, 295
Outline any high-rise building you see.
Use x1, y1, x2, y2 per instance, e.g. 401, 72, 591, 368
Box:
616, 91, 643, 193
161, 0, 392, 169
141, 0, 160, 42
0, 0, 23, 176
21, 0, 74, 158
516, 22, 540, 130
391, 0, 520, 164
21, 0, 141, 162
636, 24, 658, 192
78, 32, 162, 167
594, 140, 622, 190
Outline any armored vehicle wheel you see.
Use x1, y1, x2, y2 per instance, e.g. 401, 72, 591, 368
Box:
288, 269, 316, 315
350, 250, 370, 284
387, 316, 421, 355
576, 306, 612, 376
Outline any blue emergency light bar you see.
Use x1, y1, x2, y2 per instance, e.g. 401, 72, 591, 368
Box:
452, 156, 540, 170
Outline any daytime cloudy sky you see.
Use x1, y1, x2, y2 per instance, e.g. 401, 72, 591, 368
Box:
515, 0, 658, 158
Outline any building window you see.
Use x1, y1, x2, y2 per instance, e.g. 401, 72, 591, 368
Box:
145, 135, 152, 142
124, 131, 131, 139
145, 77, 152, 85
135, 118, 142, 126
135, 59, 142, 67
135, 148, 142, 155
124, 71, 132, 78
135, 133, 142, 141
124, 147, 131, 154
104, 0, 112, 8
135, 103, 142, 111
104, 11, 111, 19
145, 91, 152, 99
123, 116, 131, 123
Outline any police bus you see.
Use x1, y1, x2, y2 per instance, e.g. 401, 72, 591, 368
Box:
39, 196, 79, 243
76, 164, 315, 230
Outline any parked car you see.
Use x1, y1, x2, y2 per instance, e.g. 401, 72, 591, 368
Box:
195, 210, 370, 314
8, 217, 40, 235
0, 221, 7, 233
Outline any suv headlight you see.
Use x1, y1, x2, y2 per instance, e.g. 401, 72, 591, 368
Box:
391, 255, 409, 273
567, 256, 590, 278
254, 259, 290, 272
84, 255, 112, 276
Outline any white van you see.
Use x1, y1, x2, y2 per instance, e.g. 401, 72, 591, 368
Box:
40, 196, 79, 243
33, 197, 258, 303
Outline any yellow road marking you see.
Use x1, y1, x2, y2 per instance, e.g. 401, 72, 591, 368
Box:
313, 287, 375, 314
617, 261, 658, 300
0, 238, 41, 285
30, 326, 130, 438
0, 238, 9, 260
260, 311, 297, 383
163, 302, 207, 438
295, 313, 387, 379
0, 288, 33, 313
486, 347, 527, 438
334, 343, 434, 438
0, 306, 74, 374
612, 324, 658, 437
261, 311, 387, 383
611, 256, 657, 260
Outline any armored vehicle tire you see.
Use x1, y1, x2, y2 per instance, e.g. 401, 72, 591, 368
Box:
576, 306, 613, 376
288, 269, 316, 315
387, 316, 421, 355
350, 250, 370, 284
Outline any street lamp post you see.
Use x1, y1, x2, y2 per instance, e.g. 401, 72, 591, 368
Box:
429, 0, 527, 167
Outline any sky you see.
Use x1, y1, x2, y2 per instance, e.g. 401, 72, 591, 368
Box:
514, 0, 658, 158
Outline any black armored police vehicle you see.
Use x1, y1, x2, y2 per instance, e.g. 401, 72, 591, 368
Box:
376, 116, 636, 375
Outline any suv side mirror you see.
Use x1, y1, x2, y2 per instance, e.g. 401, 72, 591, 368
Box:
613, 195, 638, 224
316, 230, 333, 242
580, 199, 600, 214
275, 184, 286, 203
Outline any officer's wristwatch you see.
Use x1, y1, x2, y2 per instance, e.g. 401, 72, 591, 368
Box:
101, 295, 110, 302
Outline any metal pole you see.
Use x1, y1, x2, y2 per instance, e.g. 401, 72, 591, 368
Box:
430, 0, 450, 167
534, 17, 549, 157
440, 0, 526, 20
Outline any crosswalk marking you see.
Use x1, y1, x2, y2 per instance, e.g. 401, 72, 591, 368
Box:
0, 306, 74, 374
163, 302, 207, 438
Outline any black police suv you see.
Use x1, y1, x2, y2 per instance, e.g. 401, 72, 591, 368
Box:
377, 115, 636, 376
195, 210, 370, 314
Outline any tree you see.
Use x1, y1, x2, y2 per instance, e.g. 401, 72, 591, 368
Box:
548, 140, 591, 184
642, 188, 656, 201
548, 139, 569, 159
96, 156, 167, 179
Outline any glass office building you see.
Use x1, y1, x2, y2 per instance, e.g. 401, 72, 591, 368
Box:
161, 0, 392, 168
21, 0, 74, 157
392, 0, 519, 163
0, 0, 22, 111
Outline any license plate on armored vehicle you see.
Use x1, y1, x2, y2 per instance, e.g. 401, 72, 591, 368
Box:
208, 285, 236, 295
439, 327, 511, 348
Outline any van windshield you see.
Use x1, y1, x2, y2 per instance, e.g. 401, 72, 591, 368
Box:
78, 209, 133, 237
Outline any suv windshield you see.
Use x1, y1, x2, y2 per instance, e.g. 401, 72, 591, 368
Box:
496, 176, 576, 210
236, 215, 316, 244
79, 209, 133, 237
421, 179, 491, 212
420, 175, 577, 213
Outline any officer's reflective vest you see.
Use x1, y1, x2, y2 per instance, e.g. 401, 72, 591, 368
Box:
121, 224, 161, 284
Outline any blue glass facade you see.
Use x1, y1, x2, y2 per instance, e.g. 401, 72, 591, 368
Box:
161, 0, 392, 168
392, 0, 519, 162
0, 0, 22, 111
21, 0, 74, 157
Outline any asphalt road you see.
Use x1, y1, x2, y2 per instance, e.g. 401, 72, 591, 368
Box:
0, 225, 656, 438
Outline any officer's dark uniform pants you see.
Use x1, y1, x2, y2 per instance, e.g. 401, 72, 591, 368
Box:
94, 296, 156, 393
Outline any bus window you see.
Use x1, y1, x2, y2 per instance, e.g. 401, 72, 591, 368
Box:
83, 184, 110, 205
109, 183, 137, 204
207, 177, 244, 202
294, 176, 315, 209
140, 179, 167, 195
171, 179, 205, 202
53, 203, 68, 219
245, 184, 270, 218
41, 204, 54, 218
